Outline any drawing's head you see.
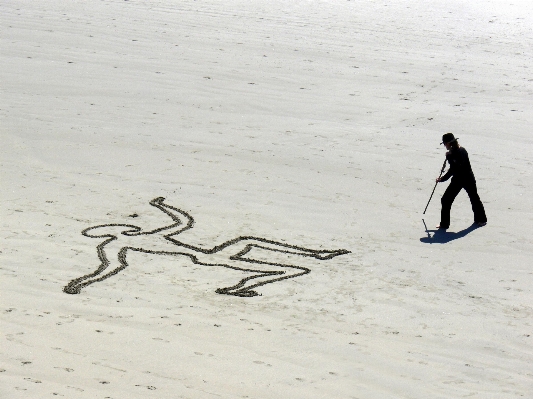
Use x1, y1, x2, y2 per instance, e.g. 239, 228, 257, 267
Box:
82, 224, 142, 238
441, 132, 459, 150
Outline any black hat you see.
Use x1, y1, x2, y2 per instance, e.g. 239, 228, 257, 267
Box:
441, 133, 458, 145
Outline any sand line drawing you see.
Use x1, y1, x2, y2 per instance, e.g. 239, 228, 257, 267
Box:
64, 197, 350, 297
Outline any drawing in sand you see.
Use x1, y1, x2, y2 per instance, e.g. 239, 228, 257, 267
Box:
64, 197, 350, 297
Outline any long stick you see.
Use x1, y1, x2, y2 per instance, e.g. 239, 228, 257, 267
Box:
423, 158, 447, 214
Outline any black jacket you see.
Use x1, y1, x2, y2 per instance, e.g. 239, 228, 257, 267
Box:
440, 147, 476, 183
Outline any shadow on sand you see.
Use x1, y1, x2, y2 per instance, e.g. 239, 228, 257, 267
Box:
420, 219, 480, 244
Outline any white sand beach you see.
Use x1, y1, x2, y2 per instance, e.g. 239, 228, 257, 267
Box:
1, 0, 532, 397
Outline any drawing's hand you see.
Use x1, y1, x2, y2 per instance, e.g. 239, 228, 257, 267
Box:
151, 197, 166, 204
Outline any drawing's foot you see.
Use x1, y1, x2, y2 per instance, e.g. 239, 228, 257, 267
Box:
216, 288, 260, 297
314, 249, 350, 260
234, 290, 260, 297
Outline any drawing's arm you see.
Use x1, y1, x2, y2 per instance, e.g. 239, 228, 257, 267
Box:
145, 197, 194, 236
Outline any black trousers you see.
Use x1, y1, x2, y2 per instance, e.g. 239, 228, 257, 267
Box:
440, 178, 487, 229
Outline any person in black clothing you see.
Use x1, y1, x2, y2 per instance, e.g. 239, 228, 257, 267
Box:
436, 133, 487, 229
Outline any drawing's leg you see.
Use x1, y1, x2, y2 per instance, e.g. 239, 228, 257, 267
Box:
229, 237, 350, 260
213, 240, 349, 296
213, 257, 311, 297
170, 235, 349, 259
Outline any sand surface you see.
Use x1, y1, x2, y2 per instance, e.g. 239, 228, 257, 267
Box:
1, 1, 532, 398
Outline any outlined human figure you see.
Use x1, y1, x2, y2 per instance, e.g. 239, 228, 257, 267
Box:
64, 197, 350, 297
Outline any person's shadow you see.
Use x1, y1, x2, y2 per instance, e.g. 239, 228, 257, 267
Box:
420, 219, 480, 244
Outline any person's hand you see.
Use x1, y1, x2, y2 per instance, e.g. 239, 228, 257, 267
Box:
436, 177, 442, 183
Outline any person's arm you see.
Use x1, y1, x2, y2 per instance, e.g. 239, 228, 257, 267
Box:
439, 168, 452, 182
437, 153, 453, 182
